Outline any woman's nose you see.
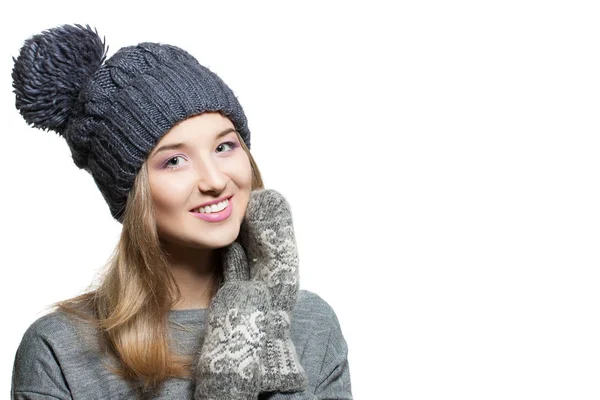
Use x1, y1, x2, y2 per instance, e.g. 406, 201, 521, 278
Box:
194, 157, 227, 192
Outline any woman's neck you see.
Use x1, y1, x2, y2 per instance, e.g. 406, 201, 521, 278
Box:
162, 243, 221, 310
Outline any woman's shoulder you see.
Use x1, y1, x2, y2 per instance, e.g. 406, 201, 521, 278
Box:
283, 290, 352, 398
14, 311, 70, 369
295, 289, 336, 315
292, 289, 343, 332
22, 307, 94, 334
15, 308, 101, 362
18, 309, 77, 344
12, 309, 95, 398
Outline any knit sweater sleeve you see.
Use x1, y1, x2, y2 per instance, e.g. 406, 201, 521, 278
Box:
261, 290, 353, 400
313, 308, 352, 399
11, 314, 73, 400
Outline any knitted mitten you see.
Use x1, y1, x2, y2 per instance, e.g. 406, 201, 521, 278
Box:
194, 241, 271, 400
238, 189, 308, 392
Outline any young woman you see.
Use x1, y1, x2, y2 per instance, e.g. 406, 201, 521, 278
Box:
10, 24, 352, 400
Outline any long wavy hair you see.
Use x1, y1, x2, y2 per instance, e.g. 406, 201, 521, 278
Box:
49, 129, 264, 393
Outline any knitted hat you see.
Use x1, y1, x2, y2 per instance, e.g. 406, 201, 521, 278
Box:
12, 24, 251, 223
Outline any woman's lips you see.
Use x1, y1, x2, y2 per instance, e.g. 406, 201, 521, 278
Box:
189, 197, 233, 222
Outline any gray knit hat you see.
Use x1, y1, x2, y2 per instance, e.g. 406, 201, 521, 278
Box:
12, 24, 251, 223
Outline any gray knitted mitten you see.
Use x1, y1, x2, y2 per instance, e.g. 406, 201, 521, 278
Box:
194, 242, 270, 400
238, 189, 308, 392
194, 189, 307, 399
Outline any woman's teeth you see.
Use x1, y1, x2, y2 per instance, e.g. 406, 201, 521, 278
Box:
195, 199, 229, 214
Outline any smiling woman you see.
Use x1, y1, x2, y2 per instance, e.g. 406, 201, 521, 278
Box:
149, 113, 254, 254
10, 23, 352, 400
147, 112, 255, 311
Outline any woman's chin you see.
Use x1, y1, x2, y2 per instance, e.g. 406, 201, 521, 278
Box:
187, 230, 240, 250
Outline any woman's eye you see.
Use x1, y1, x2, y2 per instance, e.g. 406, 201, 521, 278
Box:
217, 141, 238, 153
164, 156, 185, 169
163, 142, 237, 170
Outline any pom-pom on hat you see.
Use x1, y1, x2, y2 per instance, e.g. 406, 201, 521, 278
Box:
12, 24, 251, 223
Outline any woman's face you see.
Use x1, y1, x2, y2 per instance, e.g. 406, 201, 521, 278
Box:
147, 112, 253, 250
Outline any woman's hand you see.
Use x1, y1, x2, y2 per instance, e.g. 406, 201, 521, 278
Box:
238, 189, 307, 392
195, 240, 269, 400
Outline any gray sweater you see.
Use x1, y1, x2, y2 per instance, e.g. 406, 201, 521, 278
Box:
11, 290, 352, 400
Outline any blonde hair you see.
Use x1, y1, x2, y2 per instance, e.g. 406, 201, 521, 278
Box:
49, 131, 264, 392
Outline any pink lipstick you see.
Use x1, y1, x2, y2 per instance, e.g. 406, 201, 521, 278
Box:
190, 197, 233, 222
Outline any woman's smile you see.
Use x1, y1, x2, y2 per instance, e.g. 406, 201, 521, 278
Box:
189, 196, 234, 222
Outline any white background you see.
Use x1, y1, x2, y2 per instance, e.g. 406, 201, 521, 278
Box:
1, 1, 600, 399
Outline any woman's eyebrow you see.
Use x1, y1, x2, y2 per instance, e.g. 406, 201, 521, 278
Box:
151, 128, 237, 157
